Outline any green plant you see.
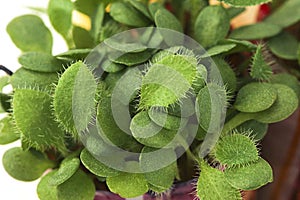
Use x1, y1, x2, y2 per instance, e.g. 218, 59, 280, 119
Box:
0, 0, 299, 199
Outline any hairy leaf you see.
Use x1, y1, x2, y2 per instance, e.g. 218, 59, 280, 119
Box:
0, 116, 20, 145
218, 0, 271, 7
250, 45, 273, 81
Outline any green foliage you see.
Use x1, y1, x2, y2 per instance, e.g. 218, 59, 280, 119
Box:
214, 133, 259, 167
250, 45, 273, 81
197, 161, 242, 200
7, 15, 53, 53
194, 6, 230, 48
2, 147, 55, 181
225, 157, 273, 190
234, 82, 277, 112
0, 116, 19, 145
37, 170, 58, 200
218, 0, 271, 7
18, 52, 65, 73
268, 32, 298, 60
230, 22, 281, 40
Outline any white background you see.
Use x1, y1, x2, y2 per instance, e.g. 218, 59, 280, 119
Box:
0, 1, 67, 199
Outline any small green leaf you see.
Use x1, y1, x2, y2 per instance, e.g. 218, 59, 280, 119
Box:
55, 49, 92, 61
48, 0, 73, 47
130, 111, 177, 148
194, 6, 230, 48
148, 107, 188, 130
166, 96, 196, 118
140, 146, 176, 193
19, 52, 64, 73
214, 133, 259, 167
2, 147, 55, 181
140, 54, 197, 109
148, 2, 163, 18
91, 3, 105, 42
57, 169, 95, 200
102, 61, 125, 73
218, 0, 271, 7
202, 44, 236, 58
110, 2, 151, 27
268, 32, 298, 60
11, 68, 58, 91
250, 45, 273, 81
218, 39, 257, 54
256, 84, 298, 123
0, 93, 11, 113
37, 170, 58, 200
0, 116, 20, 145
230, 22, 282, 40
74, 0, 99, 16
197, 161, 242, 200
73, 26, 95, 49
225, 157, 273, 190
234, 83, 277, 113
196, 83, 227, 133
80, 148, 120, 177
227, 7, 245, 19
264, 0, 300, 28
48, 158, 80, 186
104, 38, 147, 53
106, 170, 149, 198
154, 8, 183, 33
109, 50, 152, 66
7, 15, 52, 53
13, 89, 67, 152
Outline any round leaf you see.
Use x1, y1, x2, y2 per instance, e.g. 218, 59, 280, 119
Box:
225, 157, 273, 190
218, 0, 271, 7
7, 15, 53, 53
37, 170, 58, 200
57, 169, 95, 200
237, 120, 268, 140
194, 6, 230, 48
214, 133, 259, 167
2, 147, 54, 181
154, 8, 183, 33
234, 82, 277, 113
108, 50, 152, 66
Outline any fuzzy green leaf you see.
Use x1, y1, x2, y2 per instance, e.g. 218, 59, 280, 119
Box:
106, 170, 149, 198
104, 38, 147, 53
130, 111, 177, 148
202, 44, 236, 58
11, 68, 58, 91
230, 22, 281, 40
218, 0, 271, 7
73, 26, 95, 49
102, 61, 125, 73
250, 45, 273, 81
80, 148, 120, 177
196, 83, 227, 133
55, 49, 92, 61
108, 50, 152, 66
225, 157, 273, 190
48, 0, 73, 47
197, 161, 242, 200
140, 54, 197, 108
57, 169, 95, 200
166, 96, 196, 118
218, 39, 257, 54
148, 107, 188, 130
194, 6, 230, 48
264, 0, 300, 28
234, 82, 277, 113
2, 147, 55, 181
7, 15, 52, 53
268, 32, 298, 60
0, 116, 20, 145
48, 157, 80, 186
256, 84, 298, 123
18, 52, 64, 73
54, 61, 96, 135
214, 133, 259, 167
37, 170, 58, 200
140, 146, 177, 193
110, 2, 151, 27
128, 0, 152, 20
13, 89, 67, 152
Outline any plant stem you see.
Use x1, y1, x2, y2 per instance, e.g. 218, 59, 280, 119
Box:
0, 65, 13, 76
222, 112, 254, 135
